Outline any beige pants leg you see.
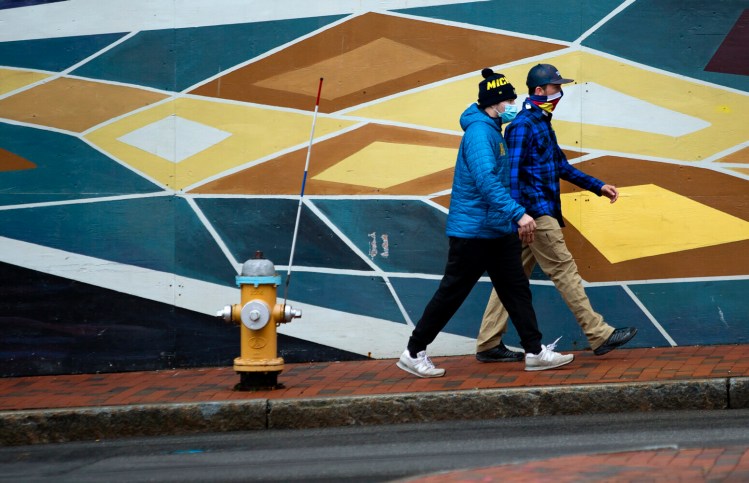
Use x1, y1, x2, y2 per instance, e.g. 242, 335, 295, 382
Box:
476, 216, 614, 352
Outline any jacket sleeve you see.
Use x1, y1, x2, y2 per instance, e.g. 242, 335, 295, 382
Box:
463, 125, 526, 223
557, 148, 604, 195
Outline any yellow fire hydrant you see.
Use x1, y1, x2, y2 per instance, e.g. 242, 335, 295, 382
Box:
217, 251, 301, 390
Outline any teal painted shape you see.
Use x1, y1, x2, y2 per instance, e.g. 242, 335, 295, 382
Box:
397, 0, 623, 42
312, 199, 448, 275
631, 280, 749, 346
583, 0, 749, 91
0, 123, 161, 206
0, 196, 236, 285
285, 271, 406, 323
194, 198, 372, 271
72, 15, 345, 92
0, 32, 126, 72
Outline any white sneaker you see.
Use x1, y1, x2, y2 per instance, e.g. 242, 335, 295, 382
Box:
525, 337, 574, 371
396, 350, 446, 378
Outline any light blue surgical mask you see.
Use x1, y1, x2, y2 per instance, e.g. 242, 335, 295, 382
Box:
501, 103, 518, 123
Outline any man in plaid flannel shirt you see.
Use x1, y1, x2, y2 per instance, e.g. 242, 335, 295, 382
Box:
475, 64, 638, 363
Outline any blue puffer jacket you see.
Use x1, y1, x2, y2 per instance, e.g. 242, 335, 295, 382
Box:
445, 103, 526, 239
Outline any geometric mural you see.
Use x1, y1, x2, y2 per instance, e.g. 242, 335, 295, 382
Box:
1, 0, 747, 377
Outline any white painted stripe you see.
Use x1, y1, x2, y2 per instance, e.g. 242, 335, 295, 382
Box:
0, 192, 170, 212
0, 117, 79, 136
277, 307, 476, 359
702, 140, 749, 163
588, 274, 749, 287
0, 0, 488, 42
622, 284, 678, 347
573, 0, 637, 46
183, 196, 241, 272
422, 198, 450, 215
60, 31, 140, 75
186, 193, 436, 201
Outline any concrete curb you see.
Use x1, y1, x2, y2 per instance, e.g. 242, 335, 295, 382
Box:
2, 377, 746, 446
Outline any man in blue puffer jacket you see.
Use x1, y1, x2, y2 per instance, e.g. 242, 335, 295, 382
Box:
396, 68, 575, 378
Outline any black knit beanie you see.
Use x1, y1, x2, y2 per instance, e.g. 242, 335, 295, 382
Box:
477, 68, 517, 108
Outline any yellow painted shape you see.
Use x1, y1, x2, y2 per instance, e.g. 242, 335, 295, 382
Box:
0, 68, 50, 95
561, 184, 749, 264
313, 141, 457, 188
256, 38, 447, 100
349, 50, 749, 162
85, 97, 355, 190
347, 75, 474, 132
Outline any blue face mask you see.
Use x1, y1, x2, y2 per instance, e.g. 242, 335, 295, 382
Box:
501, 103, 518, 123
493, 103, 518, 123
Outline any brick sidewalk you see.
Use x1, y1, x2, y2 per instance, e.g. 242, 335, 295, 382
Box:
2, 344, 748, 480
403, 445, 749, 482
1, 344, 747, 411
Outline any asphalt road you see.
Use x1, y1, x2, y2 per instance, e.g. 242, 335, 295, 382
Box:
2, 409, 748, 483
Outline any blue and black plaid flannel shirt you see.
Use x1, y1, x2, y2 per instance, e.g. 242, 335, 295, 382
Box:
505, 103, 604, 227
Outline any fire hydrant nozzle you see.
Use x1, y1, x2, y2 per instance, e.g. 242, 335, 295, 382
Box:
216, 253, 301, 391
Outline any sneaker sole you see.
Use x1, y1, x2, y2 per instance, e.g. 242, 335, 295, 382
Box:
524, 355, 574, 372
593, 328, 638, 356
396, 361, 445, 378
476, 356, 524, 363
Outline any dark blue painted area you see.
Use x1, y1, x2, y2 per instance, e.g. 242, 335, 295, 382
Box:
195, 198, 371, 271
0, 261, 366, 377
397, 0, 623, 42
72, 15, 345, 92
390, 276, 493, 341
631, 280, 749, 346
502, 284, 670, 351
390, 276, 667, 352
0, 32, 126, 71
0, 123, 161, 206
0, 197, 236, 285
312, 199, 448, 275
583, 0, 749, 91
285, 272, 406, 323
174, 197, 238, 285
0, 0, 66, 11
585, 285, 667, 348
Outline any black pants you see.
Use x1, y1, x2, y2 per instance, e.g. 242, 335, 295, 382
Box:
408, 236, 543, 355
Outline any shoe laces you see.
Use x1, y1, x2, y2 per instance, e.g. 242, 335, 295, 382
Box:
417, 351, 436, 369
544, 336, 562, 353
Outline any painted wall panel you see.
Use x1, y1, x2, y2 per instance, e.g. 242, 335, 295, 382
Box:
0, 0, 746, 376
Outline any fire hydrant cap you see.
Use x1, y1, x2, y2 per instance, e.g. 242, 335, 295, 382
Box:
241, 257, 275, 277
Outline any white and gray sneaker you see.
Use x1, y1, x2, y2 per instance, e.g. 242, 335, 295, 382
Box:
396, 350, 446, 378
525, 337, 574, 371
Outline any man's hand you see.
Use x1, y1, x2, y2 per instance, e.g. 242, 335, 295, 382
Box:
517, 213, 536, 244
601, 184, 619, 203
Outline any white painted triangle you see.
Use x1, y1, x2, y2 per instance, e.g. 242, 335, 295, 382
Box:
517, 82, 710, 137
